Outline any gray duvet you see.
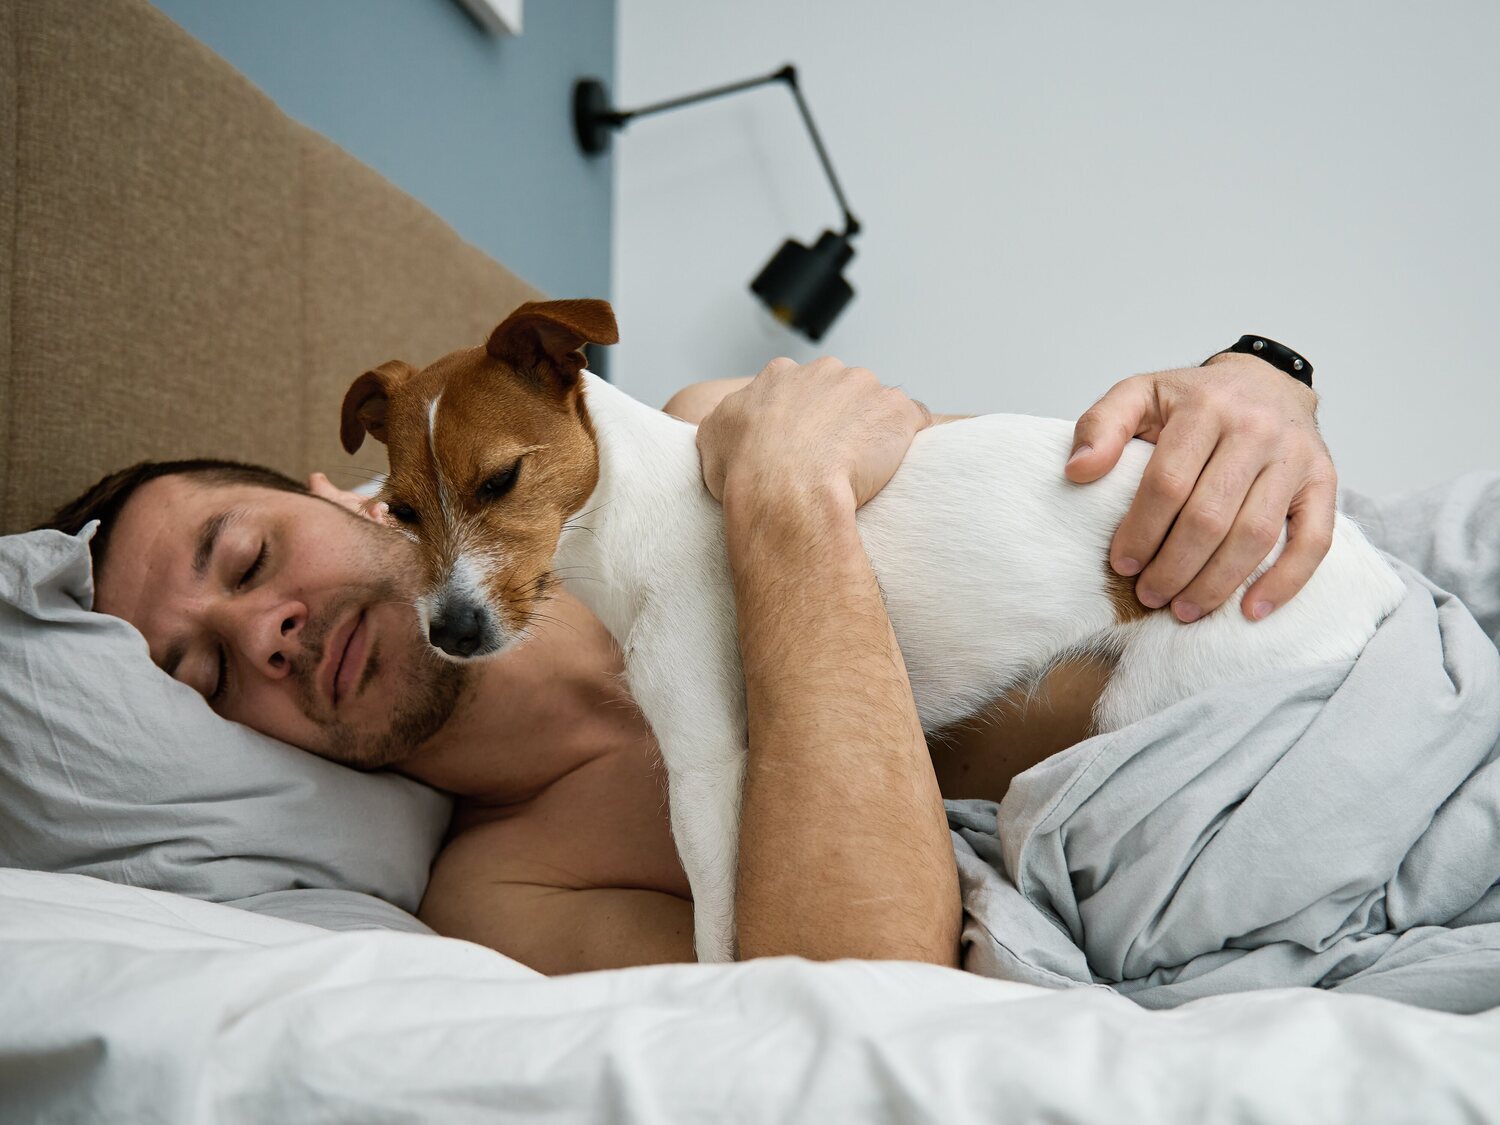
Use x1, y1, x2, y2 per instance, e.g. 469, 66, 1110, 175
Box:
947, 472, 1500, 1013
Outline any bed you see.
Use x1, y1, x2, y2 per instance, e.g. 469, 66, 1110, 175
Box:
3, 2, 1499, 1121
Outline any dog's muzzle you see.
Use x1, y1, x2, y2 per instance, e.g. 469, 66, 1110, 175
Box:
423, 556, 510, 660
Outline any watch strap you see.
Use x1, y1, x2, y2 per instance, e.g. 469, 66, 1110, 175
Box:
1205, 335, 1313, 388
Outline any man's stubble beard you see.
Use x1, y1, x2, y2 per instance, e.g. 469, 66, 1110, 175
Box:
296, 511, 470, 770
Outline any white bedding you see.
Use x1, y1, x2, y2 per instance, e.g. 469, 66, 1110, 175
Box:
3, 868, 1497, 1123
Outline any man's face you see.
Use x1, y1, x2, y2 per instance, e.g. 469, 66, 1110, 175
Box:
93, 475, 467, 768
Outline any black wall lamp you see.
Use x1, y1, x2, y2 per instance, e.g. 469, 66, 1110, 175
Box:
573, 66, 861, 342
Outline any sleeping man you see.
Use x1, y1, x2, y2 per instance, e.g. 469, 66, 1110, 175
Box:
41, 348, 1415, 978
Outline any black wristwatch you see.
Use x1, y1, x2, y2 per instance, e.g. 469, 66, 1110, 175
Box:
1203, 335, 1313, 388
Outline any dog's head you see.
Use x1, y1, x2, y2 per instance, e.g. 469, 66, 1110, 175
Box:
340, 299, 618, 661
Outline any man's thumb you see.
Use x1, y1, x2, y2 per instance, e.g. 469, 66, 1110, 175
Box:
1065, 379, 1149, 483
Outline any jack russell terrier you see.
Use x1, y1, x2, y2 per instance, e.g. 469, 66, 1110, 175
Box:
340, 298, 1405, 963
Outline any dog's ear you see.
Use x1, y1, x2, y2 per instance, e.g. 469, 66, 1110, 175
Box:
486, 299, 619, 393
341, 359, 416, 454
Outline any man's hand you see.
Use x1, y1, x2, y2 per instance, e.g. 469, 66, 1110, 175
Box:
696, 356, 933, 512
1065, 353, 1335, 623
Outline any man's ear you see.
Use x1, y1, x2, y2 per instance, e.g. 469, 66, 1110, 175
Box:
486, 299, 619, 393
341, 359, 416, 454
306, 471, 388, 525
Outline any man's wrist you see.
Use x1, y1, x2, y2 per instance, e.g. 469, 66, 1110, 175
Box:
722, 473, 856, 553
1201, 350, 1319, 410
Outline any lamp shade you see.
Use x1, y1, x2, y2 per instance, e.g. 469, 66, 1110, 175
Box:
750, 229, 856, 342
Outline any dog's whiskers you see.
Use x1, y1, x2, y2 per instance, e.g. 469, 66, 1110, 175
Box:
319, 466, 389, 484
518, 609, 577, 637
570, 500, 612, 523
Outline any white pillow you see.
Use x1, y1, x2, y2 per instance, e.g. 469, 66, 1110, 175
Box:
0, 526, 451, 918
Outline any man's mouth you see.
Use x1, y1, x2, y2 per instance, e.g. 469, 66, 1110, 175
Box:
322, 609, 369, 710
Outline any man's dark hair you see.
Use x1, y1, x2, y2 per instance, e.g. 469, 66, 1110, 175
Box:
38, 459, 311, 577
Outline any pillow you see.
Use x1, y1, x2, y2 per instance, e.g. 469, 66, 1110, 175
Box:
0, 526, 451, 916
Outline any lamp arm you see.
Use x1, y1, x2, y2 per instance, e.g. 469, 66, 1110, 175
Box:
777, 67, 861, 238
595, 66, 861, 239
607, 67, 788, 124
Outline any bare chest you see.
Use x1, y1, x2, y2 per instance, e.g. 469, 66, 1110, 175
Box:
450, 740, 691, 900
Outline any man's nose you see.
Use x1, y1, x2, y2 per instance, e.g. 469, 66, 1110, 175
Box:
221, 594, 307, 680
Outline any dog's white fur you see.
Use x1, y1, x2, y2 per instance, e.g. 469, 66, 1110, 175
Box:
543, 374, 1406, 962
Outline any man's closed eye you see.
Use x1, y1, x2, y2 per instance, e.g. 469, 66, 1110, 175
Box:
207, 541, 271, 704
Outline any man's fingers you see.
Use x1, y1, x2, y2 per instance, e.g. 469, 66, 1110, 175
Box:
1131, 433, 1262, 609
1166, 467, 1296, 621
1110, 410, 1219, 581
1241, 473, 1338, 621
1066, 377, 1155, 484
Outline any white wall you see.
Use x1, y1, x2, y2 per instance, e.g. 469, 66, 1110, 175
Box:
613, 0, 1499, 496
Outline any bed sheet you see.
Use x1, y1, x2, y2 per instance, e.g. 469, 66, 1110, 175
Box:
2, 867, 1497, 1124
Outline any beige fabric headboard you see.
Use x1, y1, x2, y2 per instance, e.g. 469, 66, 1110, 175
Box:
0, 0, 543, 534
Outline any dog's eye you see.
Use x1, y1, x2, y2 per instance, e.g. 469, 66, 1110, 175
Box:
477, 461, 521, 503
388, 503, 419, 525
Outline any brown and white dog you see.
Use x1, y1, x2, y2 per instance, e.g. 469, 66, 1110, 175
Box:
341, 299, 1405, 963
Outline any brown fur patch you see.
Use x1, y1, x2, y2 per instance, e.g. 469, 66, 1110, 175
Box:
1106, 557, 1156, 622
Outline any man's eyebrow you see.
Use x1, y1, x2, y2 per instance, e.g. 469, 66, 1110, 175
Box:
193, 508, 243, 579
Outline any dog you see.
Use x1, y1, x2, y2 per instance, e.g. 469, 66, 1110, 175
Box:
340, 298, 1406, 963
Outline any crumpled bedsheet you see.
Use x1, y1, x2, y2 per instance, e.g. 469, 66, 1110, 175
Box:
948, 472, 1500, 1012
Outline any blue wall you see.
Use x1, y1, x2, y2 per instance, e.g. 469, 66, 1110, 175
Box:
151, 0, 615, 301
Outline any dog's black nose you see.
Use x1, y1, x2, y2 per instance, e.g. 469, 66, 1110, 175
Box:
429, 606, 485, 658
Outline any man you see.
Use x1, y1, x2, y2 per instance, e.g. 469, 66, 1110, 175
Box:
46, 349, 1333, 974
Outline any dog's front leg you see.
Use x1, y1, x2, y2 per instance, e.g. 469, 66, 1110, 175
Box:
624, 611, 747, 964
664, 756, 745, 963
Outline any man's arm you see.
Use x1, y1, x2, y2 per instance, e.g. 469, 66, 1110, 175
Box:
727, 486, 962, 964
698, 358, 961, 966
